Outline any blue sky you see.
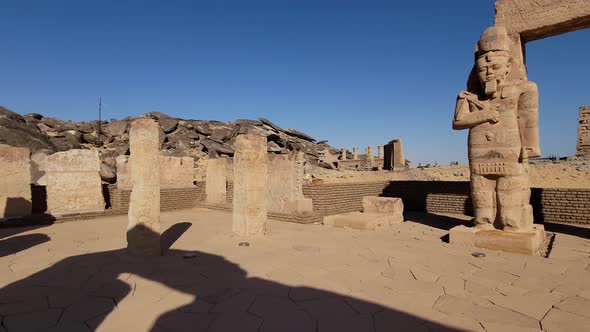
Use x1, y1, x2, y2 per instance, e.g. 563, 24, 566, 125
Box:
1, 0, 588, 164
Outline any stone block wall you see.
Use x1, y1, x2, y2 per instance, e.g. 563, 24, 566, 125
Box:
302, 182, 390, 216
495, 0, 590, 42
0, 146, 32, 218
339, 158, 384, 171
577, 106, 590, 157
45, 150, 104, 214
116, 155, 195, 190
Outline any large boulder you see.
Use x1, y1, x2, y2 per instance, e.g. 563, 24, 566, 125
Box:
0, 107, 54, 152
201, 138, 234, 156
284, 128, 316, 142
0, 106, 26, 123
99, 162, 117, 183
234, 119, 262, 126
158, 118, 178, 133
104, 120, 128, 137
209, 123, 237, 142
76, 121, 95, 134
167, 126, 200, 148
258, 117, 284, 132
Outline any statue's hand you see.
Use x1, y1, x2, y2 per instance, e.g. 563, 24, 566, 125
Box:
481, 108, 500, 124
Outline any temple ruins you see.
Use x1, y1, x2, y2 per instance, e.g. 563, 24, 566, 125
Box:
1, 1, 590, 330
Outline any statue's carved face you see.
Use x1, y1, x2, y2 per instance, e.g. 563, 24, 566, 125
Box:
476, 51, 511, 97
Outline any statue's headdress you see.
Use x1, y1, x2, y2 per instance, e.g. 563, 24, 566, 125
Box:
476, 26, 511, 55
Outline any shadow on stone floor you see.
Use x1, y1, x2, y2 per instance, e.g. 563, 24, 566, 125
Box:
542, 222, 590, 240
0, 233, 51, 258
0, 223, 467, 332
404, 211, 471, 232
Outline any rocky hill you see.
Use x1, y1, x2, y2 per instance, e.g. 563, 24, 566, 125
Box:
0, 106, 341, 182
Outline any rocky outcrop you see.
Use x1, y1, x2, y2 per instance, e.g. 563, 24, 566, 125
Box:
0, 106, 342, 183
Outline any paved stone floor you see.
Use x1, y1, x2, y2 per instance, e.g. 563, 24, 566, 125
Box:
1, 208, 590, 332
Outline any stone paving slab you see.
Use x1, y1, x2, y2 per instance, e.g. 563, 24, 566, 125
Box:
0, 209, 589, 331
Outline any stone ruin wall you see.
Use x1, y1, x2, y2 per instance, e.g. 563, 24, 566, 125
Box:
339, 158, 384, 171
495, 0, 590, 42
577, 106, 590, 157
116, 155, 194, 190
267, 152, 312, 214
45, 149, 104, 214
0, 146, 31, 218
494, 0, 590, 82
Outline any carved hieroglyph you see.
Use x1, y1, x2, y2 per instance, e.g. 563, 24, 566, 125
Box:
0, 146, 31, 218
127, 119, 160, 256
205, 158, 227, 204
232, 134, 267, 237
46, 149, 104, 214
453, 27, 540, 232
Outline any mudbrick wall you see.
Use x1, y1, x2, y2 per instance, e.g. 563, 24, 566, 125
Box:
108, 184, 205, 213
28, 180, 589, 225
301, 181, 589, 225
302, 181, 390, 216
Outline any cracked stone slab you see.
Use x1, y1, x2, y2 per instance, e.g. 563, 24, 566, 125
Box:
541, 308, 590, 332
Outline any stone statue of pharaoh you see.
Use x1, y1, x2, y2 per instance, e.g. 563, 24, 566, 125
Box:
453, 27, 540, 232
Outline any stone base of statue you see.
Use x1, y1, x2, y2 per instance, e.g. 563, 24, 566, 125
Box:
450, 224, 546, 256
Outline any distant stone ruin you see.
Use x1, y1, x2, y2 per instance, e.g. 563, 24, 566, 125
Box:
577, 106, 590, 157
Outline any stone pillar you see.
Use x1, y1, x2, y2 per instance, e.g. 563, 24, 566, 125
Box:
383, 139, 405, 170
378, 146, 384, 159
46, 150, 104, 214
367, 146, 375, 169
0, 146, 32, 218
341, 149, 347, 160
353, 148, 358, 160
233, 134, 267, 237
127, 118, 160, 256
206, 158, 227, 204
577, 106, 590, 157
392, 139, 405, 167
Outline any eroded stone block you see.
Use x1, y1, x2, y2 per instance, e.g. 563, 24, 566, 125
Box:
0, 146, 32, 218
474, 225, 546, 256
45, 149, 103, 214
267, 152, 312, 214
127, 119, 160, 256
449, 225, 479, 247
362, 196, 403, 215
232, 135, 267, 237
117, 155, 194, 190
205, 158, 227, 204
323, 212, 402, 231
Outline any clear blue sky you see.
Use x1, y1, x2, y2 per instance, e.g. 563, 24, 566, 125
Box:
1, 0, 588, 164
